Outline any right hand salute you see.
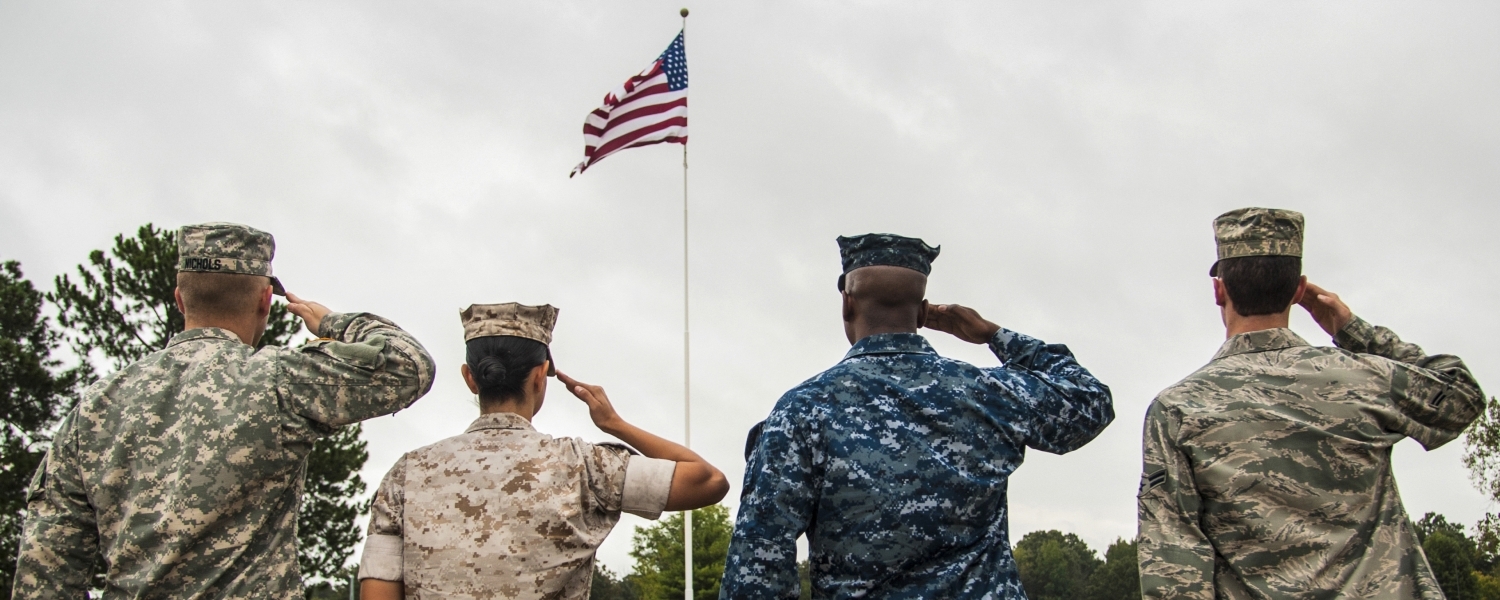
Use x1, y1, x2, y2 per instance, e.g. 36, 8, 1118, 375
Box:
1298, 281, 1354, 336
925, 303, 1002, 344
556, 371, 730, 510
285, 292, 332, 335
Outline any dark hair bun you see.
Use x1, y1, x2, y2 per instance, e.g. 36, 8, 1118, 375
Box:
475, 355, 509, 388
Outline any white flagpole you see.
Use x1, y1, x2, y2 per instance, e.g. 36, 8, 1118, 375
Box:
679, 9, 693, 600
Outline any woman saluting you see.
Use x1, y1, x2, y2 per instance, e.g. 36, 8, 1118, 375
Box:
358, 303, 729, 599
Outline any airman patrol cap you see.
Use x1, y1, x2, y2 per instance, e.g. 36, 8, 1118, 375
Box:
461, 303, 559, 375
836, 233, 940, 291
1209, 207, 1304, 277
176, 222, 287, 296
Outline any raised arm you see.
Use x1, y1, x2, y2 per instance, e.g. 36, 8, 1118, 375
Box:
277, 293, 437, 427
13, 413, 100, 598
925, 303, 1114, 453
557, 371, 729, 510
1301, 282, 1485, 448
1138, 401, 1216, 600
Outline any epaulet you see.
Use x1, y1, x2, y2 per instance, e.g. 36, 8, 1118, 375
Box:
597, 442, 640, 456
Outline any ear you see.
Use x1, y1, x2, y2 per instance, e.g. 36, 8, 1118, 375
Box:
916, 299, 929, 329
1289, 275, 1309, 307
174, 287, 186, 316
529, 362, 549, 397
460, 363, 480, 395
1212, 278, 1228, 308
842, 291, 855, 323
258, 284, 273, 318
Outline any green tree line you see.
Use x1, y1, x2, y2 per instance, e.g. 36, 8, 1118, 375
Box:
1, 225, 367, 597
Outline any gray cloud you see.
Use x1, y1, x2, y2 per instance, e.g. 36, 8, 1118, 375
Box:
3, 0, 1497, 573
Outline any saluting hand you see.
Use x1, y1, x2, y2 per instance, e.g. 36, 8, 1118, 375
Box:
557, 371, 626, 434
1298, 281, 1354, 336
285, 293, 332, 336
925, 303, 1002, 345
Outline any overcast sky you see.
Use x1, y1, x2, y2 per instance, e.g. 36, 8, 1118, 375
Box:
3, 1, 1498, 575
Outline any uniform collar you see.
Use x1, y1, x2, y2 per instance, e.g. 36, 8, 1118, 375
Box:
167, 327, 242, 348
466, 412, 536, 433
843, 332, 937, 361
1212, 327, 1310, 361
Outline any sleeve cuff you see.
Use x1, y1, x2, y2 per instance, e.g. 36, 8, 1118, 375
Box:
357, 534, 403, 582
316, 312, 363, 340
1333, 315, 1373, 352
622, 456, 676, 520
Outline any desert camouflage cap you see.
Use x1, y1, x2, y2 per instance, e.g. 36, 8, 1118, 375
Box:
836, 233, 940, 291
176, 222, 286, 295
1209, 207, 1304, 276
461, 303, 559, 345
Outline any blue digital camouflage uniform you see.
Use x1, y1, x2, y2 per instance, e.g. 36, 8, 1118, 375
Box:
722, 329, 1115, 599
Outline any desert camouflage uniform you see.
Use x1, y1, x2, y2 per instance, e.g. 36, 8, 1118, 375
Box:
1138, 317, 1485, 599
358, 412, 675, 600
722, 330, 1115, 599
15, 312, 436, 599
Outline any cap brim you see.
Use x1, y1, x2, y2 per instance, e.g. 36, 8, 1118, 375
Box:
836, 273, 846, 292
545, 347, 556, 377
270, 277, 287, 297
1208, 261, 1219, 277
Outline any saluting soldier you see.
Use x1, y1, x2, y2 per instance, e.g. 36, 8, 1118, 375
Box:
14, 222, 437, 598
721, 234, 1116, 599
1137, 208, 1486, 599
357, 303, 729, 600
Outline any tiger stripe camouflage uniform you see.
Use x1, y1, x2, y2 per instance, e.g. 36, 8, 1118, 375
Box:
1138, 319, 1483, 599
14, 222, 437, 599
1137, 207, 1486, 599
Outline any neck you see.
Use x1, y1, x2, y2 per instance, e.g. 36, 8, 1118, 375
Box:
1222, 310, 1291, 339
480, 398, 535, 421
183, 317, 260, 346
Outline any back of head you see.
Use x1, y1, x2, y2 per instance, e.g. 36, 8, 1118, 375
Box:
466, 336, 549, 405
1209, 208, 1305, 317
177, 271, 271, 321
846, 266, 928, 327
1216, 256, 1303, 316
459, 302, 559, 407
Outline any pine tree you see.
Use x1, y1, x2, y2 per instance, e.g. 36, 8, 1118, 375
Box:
47, 224, 370, 593
0, 260, 82, 591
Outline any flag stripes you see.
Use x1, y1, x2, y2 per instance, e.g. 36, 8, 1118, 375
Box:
570, 31, 687, 177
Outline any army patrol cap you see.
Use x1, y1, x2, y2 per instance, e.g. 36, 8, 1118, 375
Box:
461, 303, 559, 375
836, 233, 941, 291
1209, 208, 1304, 277
176, 222, 287, 296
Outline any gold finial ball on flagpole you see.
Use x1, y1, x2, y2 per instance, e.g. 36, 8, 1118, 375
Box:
680, 7, 689, 17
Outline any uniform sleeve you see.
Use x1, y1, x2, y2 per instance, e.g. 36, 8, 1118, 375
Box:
988, 327, 1115, 453
13, 413, 100, 598
359, 455, 407, 582
581, 442, 634, 516
1335, 316, 1486, 449
277, 312, 437, 427
720, 399, 816, 600
1138, 401, 1216, 600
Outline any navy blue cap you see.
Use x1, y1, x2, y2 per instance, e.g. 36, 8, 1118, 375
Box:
836, 233, 940, 291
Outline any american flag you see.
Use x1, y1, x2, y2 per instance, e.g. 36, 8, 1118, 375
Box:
570, 31, 688, 177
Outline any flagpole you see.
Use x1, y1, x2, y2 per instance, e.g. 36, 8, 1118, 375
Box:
679, 9, 693, 600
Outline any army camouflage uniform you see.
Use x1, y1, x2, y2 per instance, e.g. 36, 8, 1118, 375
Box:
358, 414, 675, 599
1138, 208, 1487, 599
14, 223, 437, 599
722, 234, 1115, 599
358, 302, 676, 600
